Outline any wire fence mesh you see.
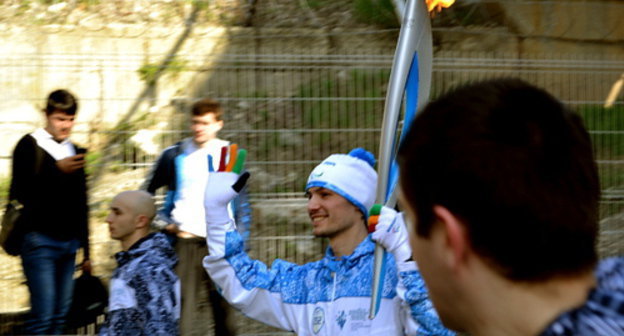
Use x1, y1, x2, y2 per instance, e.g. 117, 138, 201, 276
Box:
0, 28, 623, 335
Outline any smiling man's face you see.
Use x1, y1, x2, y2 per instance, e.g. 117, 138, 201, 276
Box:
306, 187, 363, 239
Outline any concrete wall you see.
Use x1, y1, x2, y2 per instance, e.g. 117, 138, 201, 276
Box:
0, 24, 221, 176
0, 24, 397, 178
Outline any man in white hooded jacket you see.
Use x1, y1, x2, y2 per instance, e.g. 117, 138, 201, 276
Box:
202, 146, 452, 336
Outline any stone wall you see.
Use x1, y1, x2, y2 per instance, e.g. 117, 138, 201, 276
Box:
2, 1, 624, 179
0, 24, 399, 178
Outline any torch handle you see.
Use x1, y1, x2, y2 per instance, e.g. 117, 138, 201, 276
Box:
369, 0, 432, 320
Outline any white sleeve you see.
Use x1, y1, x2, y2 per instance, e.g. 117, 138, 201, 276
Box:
202, 219, 299, 332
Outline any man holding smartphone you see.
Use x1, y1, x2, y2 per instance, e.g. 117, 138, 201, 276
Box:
9, 89, 91, 334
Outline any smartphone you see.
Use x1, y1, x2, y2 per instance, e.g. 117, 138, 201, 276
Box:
76, 148, 87, 156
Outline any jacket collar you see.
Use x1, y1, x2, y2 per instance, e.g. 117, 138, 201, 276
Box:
31, 128, 75, 160
322, 235, 375, 271
114, 233, 157, 266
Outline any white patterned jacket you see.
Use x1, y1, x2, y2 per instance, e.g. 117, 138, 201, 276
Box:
203, 220, 453, 336
100, 233, 181, 336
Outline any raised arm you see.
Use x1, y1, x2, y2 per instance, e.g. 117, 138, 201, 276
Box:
202, 145, 299, 332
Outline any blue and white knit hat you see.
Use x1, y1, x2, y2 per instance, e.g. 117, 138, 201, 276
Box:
305, 148, 377, 218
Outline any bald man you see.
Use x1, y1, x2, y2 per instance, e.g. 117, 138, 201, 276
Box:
100, 190, 181, 336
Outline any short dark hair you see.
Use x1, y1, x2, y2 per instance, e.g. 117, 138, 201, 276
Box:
45, 89, 78, 116
398, 78, 600, 281
191, 98, 223, 121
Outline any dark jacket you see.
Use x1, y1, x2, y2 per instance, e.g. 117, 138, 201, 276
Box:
10, 133, 90, 257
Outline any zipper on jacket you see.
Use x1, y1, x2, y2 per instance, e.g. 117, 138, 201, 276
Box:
331, 272, 337, 301
330, 271, 337, 335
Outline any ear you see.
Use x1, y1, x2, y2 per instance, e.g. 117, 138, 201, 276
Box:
135, 214, 149, 229
432, 205, 469, 272
215, 120, 224, 131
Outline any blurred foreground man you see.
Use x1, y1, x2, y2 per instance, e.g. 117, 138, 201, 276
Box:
397, 78, 624, 335
100, 190, 180, 336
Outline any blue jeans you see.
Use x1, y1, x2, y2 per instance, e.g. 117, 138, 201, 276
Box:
21, 232, 79, 334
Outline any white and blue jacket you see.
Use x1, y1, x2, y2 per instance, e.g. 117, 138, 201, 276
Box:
203, 219, 454, 336
540, 257, 624, 336
141, 138, 252, 240
100, 233, 181, 336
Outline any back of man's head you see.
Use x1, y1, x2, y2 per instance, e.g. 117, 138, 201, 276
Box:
398, 78, 600, 281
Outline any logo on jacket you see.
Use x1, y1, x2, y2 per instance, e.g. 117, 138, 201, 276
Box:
336, 310, 347, 330
312, 307, 325, 334
348, 308, 371, 332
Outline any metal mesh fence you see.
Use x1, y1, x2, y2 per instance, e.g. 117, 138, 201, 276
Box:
0, 29, 623, 334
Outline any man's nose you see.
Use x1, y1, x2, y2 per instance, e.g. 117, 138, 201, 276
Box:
307, 196, 320, 211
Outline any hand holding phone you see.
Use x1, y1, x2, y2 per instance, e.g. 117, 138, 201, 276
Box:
56, 149, 87, 173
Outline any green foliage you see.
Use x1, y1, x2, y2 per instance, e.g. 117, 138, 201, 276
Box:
577, 105, 624, 157
298, 69, 388, 129
105, 160, 126, 173
137, 64, 160, 85
237, 91, 269, 99
258, 132, 278, 154
247, 67, 390, 194
90, 202, 112, 221
577, 105, 624, 131
190, 0, 210, 11
76, 0, 100, 5
84, 150, 101, 176
16, 1, 32, 15
0, 176, 10, 204
576, 105, 624, 192
353, 0, 399, 29
258, 109, 269, 121
304, 0, 331, 10
137, 57, 188, 85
